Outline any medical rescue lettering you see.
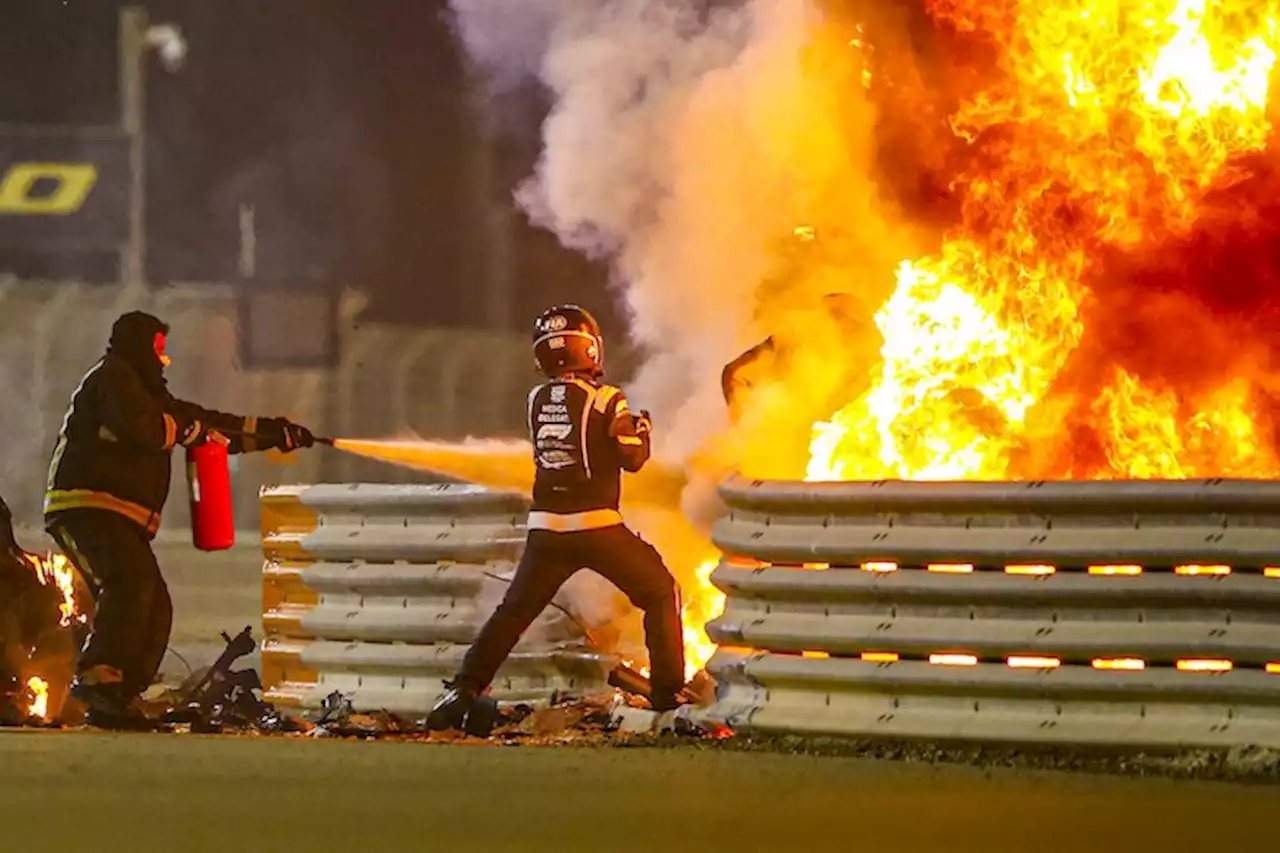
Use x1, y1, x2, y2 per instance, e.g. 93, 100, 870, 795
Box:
531, 382, 578, 471
0, 130, 131, 247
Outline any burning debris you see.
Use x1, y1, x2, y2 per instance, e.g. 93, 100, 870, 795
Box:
0, 494, 86, 725
23, 552, 84, 631
24, 677, 48, 721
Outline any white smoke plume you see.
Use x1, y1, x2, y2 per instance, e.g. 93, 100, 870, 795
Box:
448, 0, 918, 526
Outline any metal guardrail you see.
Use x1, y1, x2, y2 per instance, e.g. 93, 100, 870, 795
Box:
259, 484, 614, 716
704, 476, 1280, 749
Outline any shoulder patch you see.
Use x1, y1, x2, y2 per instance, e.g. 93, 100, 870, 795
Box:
593, 385, 620, 414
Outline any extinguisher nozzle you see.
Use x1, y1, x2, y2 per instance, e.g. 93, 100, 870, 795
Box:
314, 436, 336, 447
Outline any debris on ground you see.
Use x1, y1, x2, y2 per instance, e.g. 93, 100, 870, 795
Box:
156, 627, 304, 734
292, 661, 730, 745
11, 626, 1277, 785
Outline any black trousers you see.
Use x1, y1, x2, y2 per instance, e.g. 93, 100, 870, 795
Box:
458, 525, 686, 707
47, 509, 172, 699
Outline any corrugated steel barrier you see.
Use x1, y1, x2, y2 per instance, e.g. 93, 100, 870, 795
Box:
260, 484, 614, 716
704, 476, 1280, 749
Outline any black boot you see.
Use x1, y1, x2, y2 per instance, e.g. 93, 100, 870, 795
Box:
426, 682, 478, 732
649, 683, 693, 713
71, 671, 155, 732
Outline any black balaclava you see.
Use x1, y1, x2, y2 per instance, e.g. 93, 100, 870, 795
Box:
107, 311, 170, 393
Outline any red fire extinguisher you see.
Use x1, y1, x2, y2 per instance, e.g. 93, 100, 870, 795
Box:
187, 438, 235, 552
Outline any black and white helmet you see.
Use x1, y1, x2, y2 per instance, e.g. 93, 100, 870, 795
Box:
532, 304, 604, 378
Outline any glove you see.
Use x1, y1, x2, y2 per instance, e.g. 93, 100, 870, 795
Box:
635, 409, 652, 435
261, 417, 316, 452
284, 421, 316, 451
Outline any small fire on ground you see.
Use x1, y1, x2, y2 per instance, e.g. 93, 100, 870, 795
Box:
681, 557, 725, 680
21, 551, 83, 722
621, 556, 725, 684
25, 677, 49, 720
25, 551, 84, 629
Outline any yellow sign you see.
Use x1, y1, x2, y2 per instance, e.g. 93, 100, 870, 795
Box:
0, 162, 98, 215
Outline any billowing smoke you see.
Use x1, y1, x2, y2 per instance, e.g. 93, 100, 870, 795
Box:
448, 0, 920, 525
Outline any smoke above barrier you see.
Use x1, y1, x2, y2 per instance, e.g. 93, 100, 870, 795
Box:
445, 0, 919, 511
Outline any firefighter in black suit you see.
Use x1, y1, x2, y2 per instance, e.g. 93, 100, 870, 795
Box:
428, 305, 686, 729
44, 311, 316, 729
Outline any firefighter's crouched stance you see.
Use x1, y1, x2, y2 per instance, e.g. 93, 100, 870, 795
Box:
428, 305, 686, 730
45, 311, 316, 729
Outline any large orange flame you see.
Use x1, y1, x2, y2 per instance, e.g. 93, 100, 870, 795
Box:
807, 0, 1280, 481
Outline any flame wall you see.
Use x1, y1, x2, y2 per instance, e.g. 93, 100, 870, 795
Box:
449, 0, 1280, 489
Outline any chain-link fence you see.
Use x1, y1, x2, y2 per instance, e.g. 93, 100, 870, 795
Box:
0, 280, 538, 532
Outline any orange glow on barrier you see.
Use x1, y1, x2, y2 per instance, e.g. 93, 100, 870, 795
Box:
930, 653, 979, 666
1007, 656, 1062, 669
802, 561, 831, 570
928, 563, 975, 573
1092, 658, 1146, 671
1266, 567, 1280, 579
1088, 564, 1142, 576
802, 650, 831, 660
1267, 663, 1280, 674
861, 561, 898, 573
1006, 564, 1056, 576
1175, 564, 1231, 576
1176, 658, 1234, 672
861, 652, 900, 663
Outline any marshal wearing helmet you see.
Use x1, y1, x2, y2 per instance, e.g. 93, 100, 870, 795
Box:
428, 305, 687, 728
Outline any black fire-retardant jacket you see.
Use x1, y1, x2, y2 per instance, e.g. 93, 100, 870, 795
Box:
525, 375, 650, 532
44, 312, 294, 538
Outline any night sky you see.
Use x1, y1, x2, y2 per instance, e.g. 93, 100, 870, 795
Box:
0, 0, 613, 331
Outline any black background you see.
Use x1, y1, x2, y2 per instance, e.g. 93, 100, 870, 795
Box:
0, 0, 617, 334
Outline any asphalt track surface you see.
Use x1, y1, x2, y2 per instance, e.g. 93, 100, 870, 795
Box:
11, 542, 1277, 851
1, 730, 1276, 853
